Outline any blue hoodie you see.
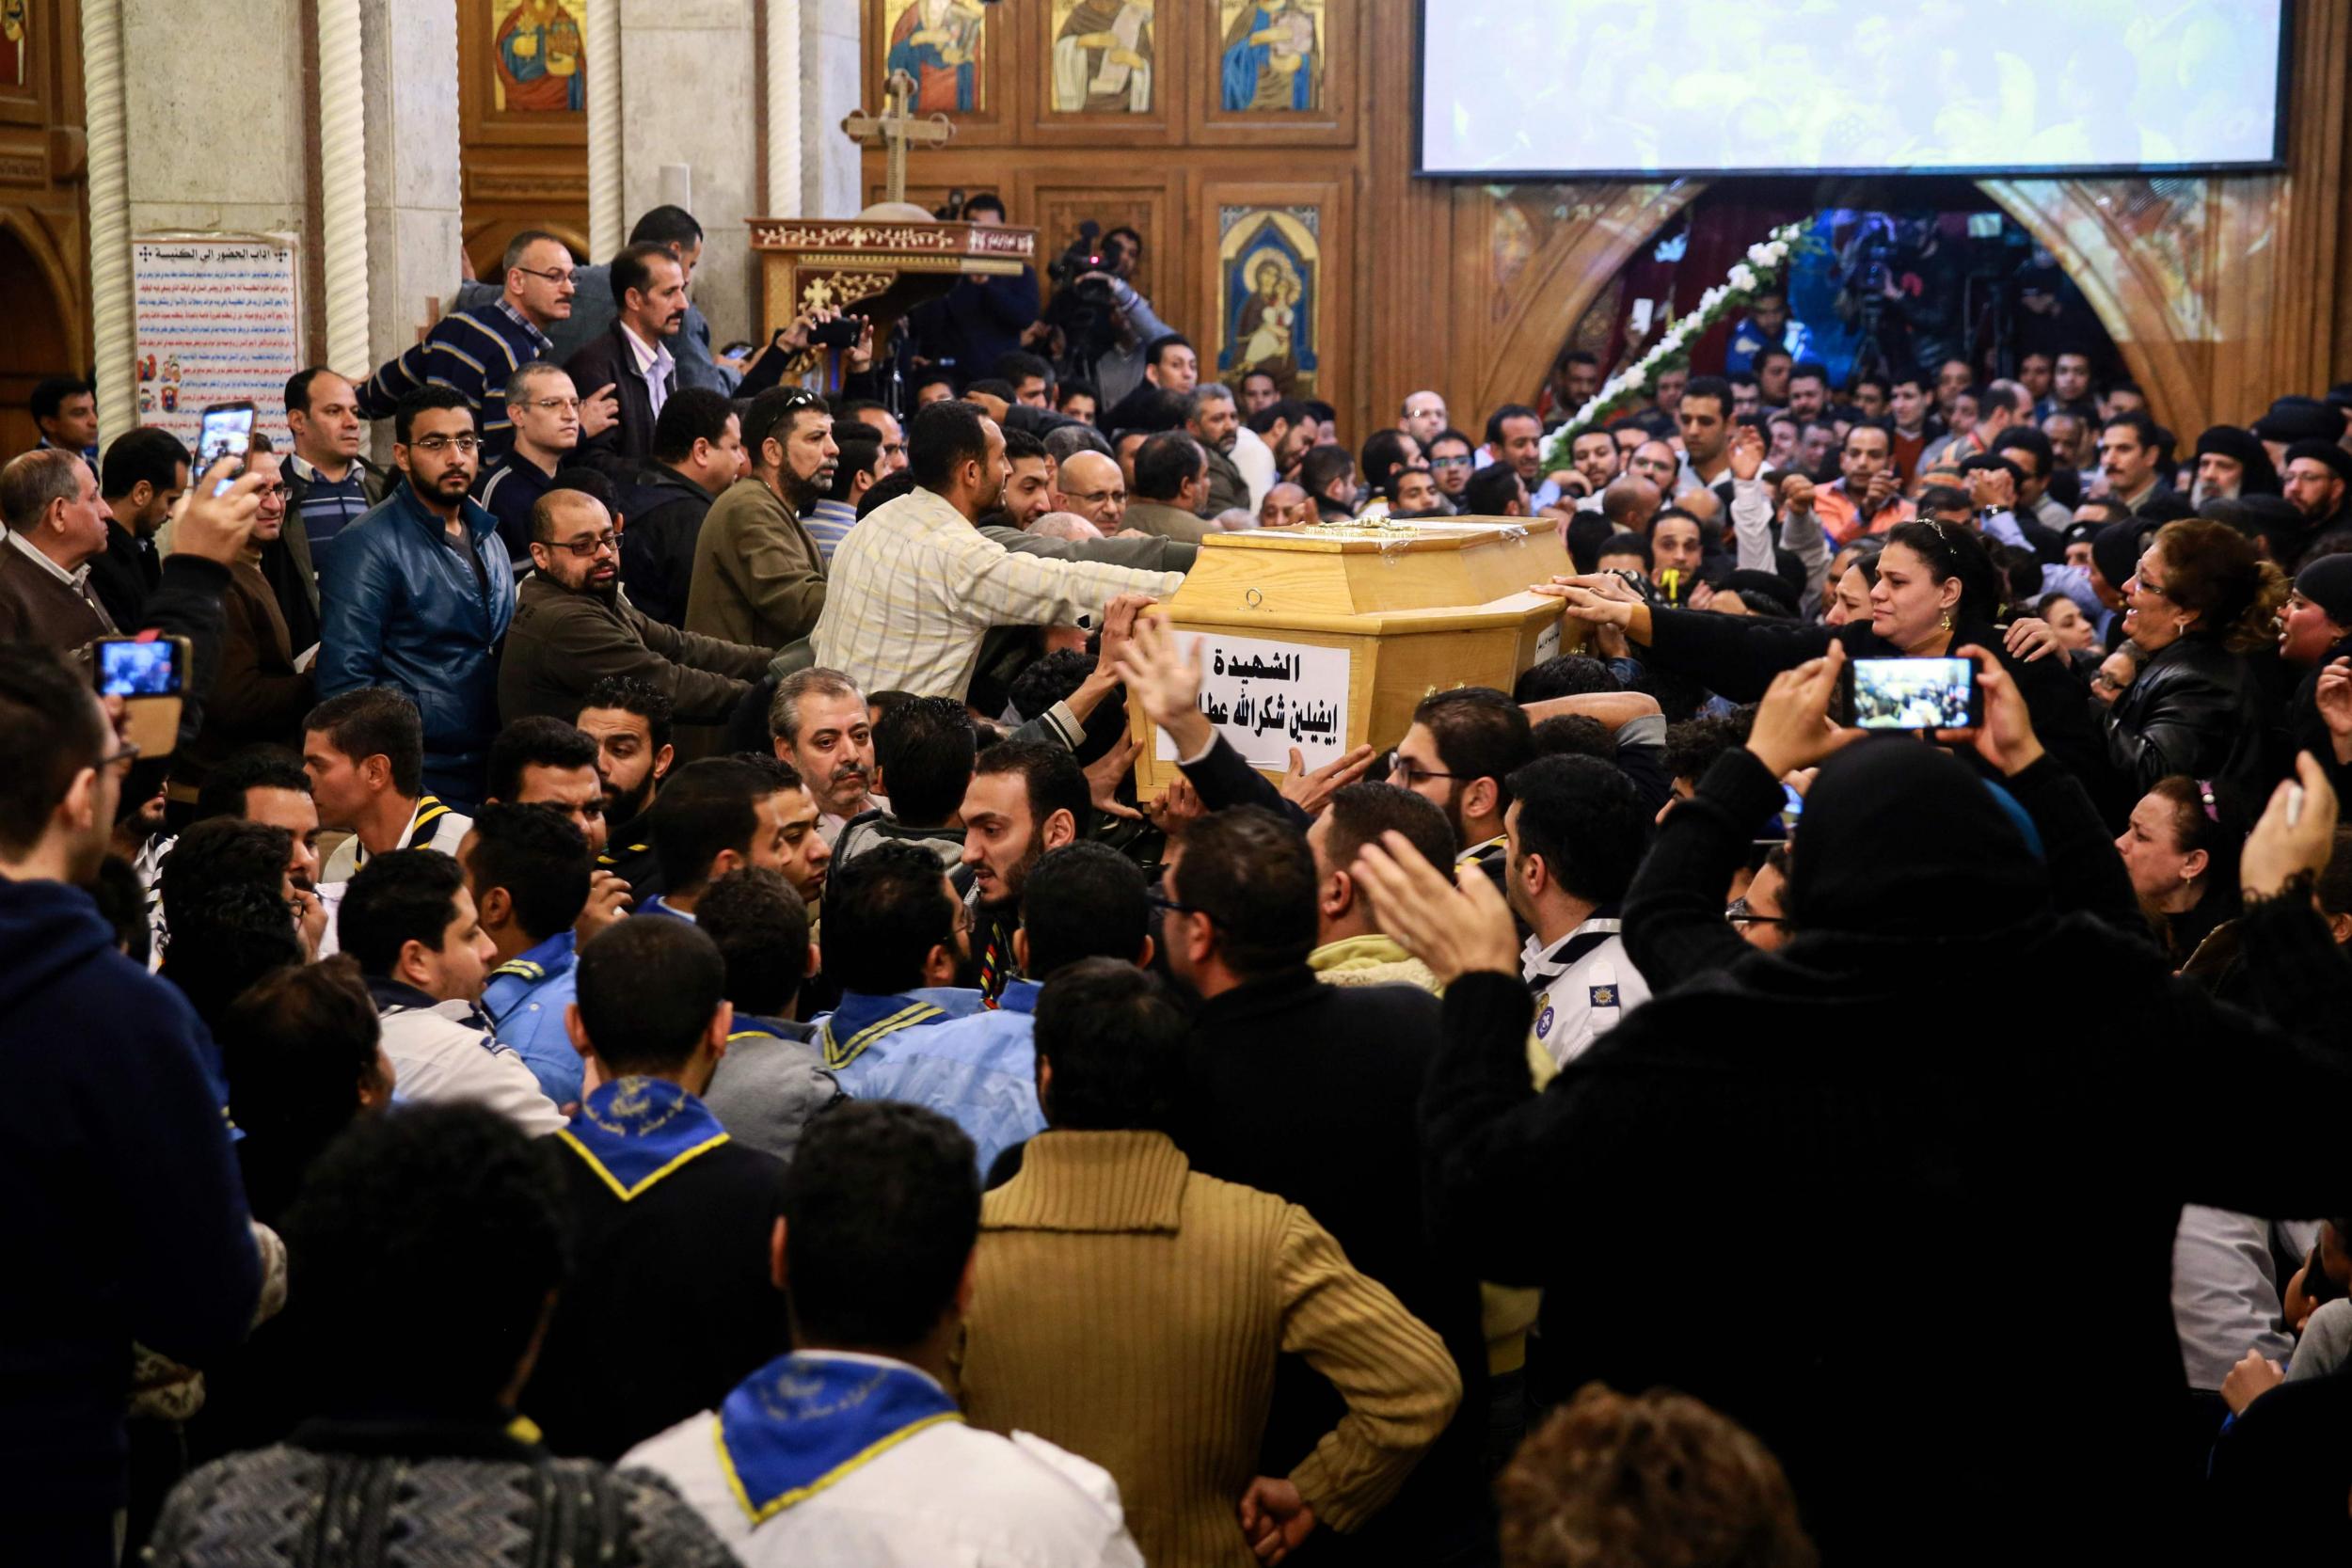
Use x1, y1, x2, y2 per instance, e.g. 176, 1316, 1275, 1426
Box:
0, 877, 260, 1526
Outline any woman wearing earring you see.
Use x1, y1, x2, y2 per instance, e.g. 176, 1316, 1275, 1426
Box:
2101, 520, 2288, 815
1541, 517, 2106, 789
2113, 774, 2246, 970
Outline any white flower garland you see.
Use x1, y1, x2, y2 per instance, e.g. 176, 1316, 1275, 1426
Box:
1541, 221, 1808, 467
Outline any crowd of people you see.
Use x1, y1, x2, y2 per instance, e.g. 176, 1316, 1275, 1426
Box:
11, 190, 2352, 1568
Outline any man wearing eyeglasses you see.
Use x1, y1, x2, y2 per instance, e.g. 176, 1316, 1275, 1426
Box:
358, 230, 606, 466
172, 446, 314, 802
318, 388, 518, 807
499, 487, 771, 731
476, 361, 584, 567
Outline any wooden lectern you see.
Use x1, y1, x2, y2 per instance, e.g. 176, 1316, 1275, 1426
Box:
746, 214, 1039, 350
1130, 518, 1582, 795
749, 69, 1038, 349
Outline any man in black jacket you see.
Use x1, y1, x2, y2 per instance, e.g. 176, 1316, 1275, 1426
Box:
622, 388, 744, 628
91, 427, 187, 630
566, 242, 689, 481
522, 915, 790, 1461
1162, 805, 1490, 1563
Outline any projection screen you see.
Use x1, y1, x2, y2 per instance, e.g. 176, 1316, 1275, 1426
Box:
1416, 0, 2289, 178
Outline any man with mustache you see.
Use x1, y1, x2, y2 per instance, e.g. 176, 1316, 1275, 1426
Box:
767, 667, 879, 844
498, 487, 771, 733
687, 388, 838, 650
567, 241, 691, 479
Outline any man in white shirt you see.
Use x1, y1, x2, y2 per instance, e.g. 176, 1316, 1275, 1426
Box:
624, 1100, 1143, 1567
305, 687, 473, 883
338, 844, 564, 1133
1503, 753, 1653, 1086
813, 400, 1181, 698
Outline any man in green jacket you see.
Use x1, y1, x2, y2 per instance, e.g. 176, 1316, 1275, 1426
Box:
685, 388, 835, 649
500, 488, 772, 728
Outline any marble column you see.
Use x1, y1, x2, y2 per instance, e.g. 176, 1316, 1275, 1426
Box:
358, 0, 463, 391
615, 0, 760, 346
802, 0, 862, 219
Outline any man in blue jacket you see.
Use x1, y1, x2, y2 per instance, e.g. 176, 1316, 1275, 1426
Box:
0, 646, 261, 1566
318, 388, 518, 808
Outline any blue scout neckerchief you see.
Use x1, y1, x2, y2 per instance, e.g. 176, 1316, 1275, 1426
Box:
554, 1076, 728, 1201
816, 993, 948, 1071
713, 1352, 962, 1523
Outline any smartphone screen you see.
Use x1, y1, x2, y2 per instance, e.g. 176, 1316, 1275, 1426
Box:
95, 636, 183, 698
1848, 656, 1977, 731
196, 403, 256, 496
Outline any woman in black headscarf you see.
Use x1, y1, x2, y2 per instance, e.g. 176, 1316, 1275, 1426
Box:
1370, 642, 2352, 1566
1542, 518, 2106, 796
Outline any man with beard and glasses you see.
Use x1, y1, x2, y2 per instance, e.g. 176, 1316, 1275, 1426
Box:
575, 676, 675, 894
499, 487, 771, 729
956, 740, 1088, 1006
318, 388, 517, 807
769, 667, 880, 842
686, 387, 839, 650
814, 400, 1183, 699
808, 840, 986, 1090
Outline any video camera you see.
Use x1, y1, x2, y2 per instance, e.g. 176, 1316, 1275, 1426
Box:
1043, 221, 1124, 377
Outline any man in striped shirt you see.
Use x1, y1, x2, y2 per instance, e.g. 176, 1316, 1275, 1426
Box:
358, 230, 615, 465
813, 400, 1184, 699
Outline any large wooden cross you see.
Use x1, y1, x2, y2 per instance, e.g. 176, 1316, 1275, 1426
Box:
841, 70, 954, 208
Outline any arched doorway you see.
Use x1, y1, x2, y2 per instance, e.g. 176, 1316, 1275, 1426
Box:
1477, 175, 2264, 441
0, 212, 79, 457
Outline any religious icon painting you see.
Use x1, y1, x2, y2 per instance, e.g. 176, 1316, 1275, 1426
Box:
1047, 0, 1154, 114
1217, 206, 1320, 398
492, 0, 584, 114
882, 0, 987, 116
1216, 0, 1321, 113
0, 0, 25, 91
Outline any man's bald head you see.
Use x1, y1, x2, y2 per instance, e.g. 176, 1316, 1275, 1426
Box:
1052, 449, 1127, 533
1027, 510, 1104, 543
1672, 486, 1722, 526
1600, 476, 1661, 531
1260, 481, 1311, 529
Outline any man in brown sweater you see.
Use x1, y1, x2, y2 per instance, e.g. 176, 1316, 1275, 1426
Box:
958, 959, 1461, 1568
684, 387, 836, 650
0, 447, 119, 651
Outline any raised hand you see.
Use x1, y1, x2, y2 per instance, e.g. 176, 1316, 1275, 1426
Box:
2241, 751, 2342, 899
1932, 645, 2044, 776
1744, 642, 1864, 777
2314, 657, 2352, 764
170, 458, 266, 568
1727, 422, 1766, 483
1279, 743, 1375, 817
1111, 610, 1209, 744
1348, 829, 1519, 986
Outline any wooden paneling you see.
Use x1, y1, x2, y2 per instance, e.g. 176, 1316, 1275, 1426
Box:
1009, 165, 1180, 326
458, 0, 590, 280
0, 0, 90, 455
